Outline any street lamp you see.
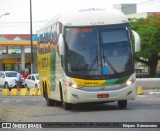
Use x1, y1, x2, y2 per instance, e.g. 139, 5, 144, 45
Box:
30, 0, 33, 73
0, 12, 10, 18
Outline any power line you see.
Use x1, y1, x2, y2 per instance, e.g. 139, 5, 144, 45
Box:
0, 20, 48, 24
119, 0, 160, 10
137, 0, 160, 5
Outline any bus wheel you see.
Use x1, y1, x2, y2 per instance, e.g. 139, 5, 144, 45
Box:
46, 98, 56, 106
59, 84, 72, 110
44, 88, 56, 106
63, 102, 72, 110
118, 100, 127, 109
42, 87, 46, 98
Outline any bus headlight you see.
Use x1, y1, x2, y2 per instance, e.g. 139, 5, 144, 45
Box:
65, 81, 79, 89
125, 79, 134, 86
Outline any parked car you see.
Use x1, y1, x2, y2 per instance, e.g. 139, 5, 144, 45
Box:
25, 74, 40, 89
0, 71, 25, 90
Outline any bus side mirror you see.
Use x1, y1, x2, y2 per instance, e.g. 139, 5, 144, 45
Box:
58, 34, 65, 55
131, 30, 140, 52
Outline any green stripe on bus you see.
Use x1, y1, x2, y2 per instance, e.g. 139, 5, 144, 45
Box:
50, 52, 56, 91
104, 75, 130, 84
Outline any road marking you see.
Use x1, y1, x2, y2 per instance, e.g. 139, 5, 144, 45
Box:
137, 95, 148, 97
1, 100, 10, 103
15, 100, 23, 102
0, 99, 39, 104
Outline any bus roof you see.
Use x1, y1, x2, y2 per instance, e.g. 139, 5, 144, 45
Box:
60, 8, 128, 26
38, 8, 128, 31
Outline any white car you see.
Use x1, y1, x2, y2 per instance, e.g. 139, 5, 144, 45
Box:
0, 71, 18, 90
25, 74, 40, 89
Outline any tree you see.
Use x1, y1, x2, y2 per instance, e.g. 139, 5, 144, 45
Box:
129, 13, 160, 77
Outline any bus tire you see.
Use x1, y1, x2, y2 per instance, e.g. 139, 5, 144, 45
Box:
46, 98, 56, 107
42, 82, 46, 98
118, 100, 127, 109
59, 83, 72, 110
44, 87, 56, 106
63, 102, 72, 110
43, 86, 46, 98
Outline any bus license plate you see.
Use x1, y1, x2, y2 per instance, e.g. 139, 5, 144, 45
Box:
97, 94, 109, 98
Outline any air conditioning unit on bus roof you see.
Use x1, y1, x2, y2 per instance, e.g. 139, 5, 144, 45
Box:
79, 8, 105, 12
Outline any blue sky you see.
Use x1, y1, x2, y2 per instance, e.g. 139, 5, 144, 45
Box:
0, 0, 160, 34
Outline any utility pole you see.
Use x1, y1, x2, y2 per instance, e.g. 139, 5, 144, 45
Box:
30, 0, 33, 73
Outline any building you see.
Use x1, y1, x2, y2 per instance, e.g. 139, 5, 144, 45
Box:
113, 4, 137, 15
0, 34, 38, 73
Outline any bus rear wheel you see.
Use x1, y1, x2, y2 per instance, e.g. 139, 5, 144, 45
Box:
44, 88, 56, 106
118, 100, 127, 109
63, 102, 72, 110
46, 98, 56, 106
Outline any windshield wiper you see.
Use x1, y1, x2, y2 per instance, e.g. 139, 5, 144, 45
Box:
88, 55, 98, 74
102, 51, 118, 74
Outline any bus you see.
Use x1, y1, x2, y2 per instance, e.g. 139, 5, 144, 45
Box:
37, 8, 140, 110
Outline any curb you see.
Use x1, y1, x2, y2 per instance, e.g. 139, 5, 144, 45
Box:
29, 88, 38, 96
1, 89, 10, 96
1, 88, 41, 96
20, 88, 29, 96
148, 91, 160, 95
10, 88, 19, 96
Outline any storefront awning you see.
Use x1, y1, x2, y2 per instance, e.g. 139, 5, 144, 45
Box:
0, 41, 37, 46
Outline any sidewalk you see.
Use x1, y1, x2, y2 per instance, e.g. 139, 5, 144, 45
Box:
143, 90, 160, 95
136, 78, 160, 88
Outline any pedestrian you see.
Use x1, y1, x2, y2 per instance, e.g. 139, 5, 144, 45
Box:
16, 71, 23, 91
24, 70, 29, 79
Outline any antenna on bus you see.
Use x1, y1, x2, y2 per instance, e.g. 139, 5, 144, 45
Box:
79, 8, 105, 12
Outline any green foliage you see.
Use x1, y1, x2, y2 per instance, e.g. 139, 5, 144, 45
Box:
129, 14, 160, 77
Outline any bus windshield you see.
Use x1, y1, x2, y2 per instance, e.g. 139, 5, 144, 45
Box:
65, 25, 133, 77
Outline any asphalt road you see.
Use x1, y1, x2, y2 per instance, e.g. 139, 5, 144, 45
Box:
0, 93, 160, 131
0, 79, 159, 131
0, 77, 160, 131
0, 95, 160, 122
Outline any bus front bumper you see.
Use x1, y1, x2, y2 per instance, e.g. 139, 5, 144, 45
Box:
64, 84, 136, 104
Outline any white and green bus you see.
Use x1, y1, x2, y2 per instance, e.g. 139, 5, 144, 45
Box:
37, 8, 140, 110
